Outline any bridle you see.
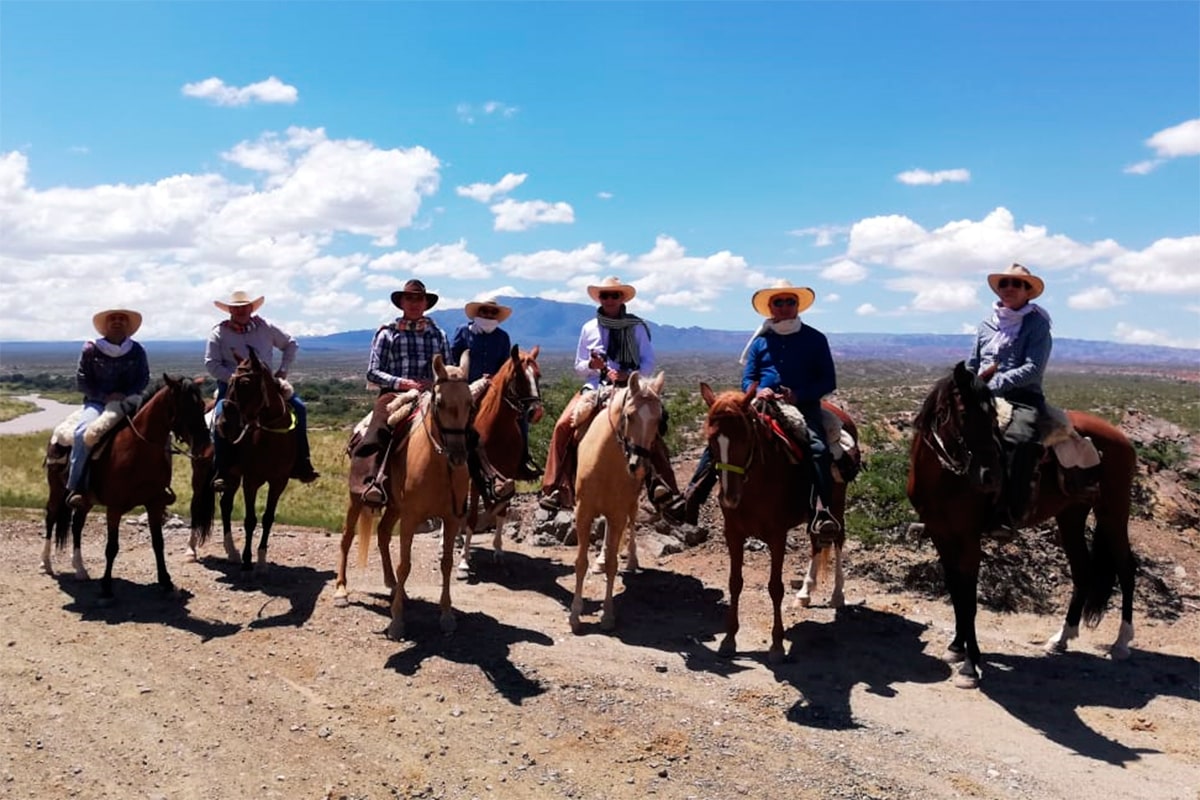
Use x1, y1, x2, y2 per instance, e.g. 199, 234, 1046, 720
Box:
708, 403, 760, 479
422, 374, 471, 459
606, 386, 657, 464
501, 359, 542, 419
223, 365, 293, 445
920, 378, 1002, 484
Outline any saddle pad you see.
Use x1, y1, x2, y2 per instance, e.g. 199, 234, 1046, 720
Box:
1052, 433, 1102, 470
51, 408, 87, 448
82, 401, 127, 448
469, 377, 490, 406
384, 389, 421, 429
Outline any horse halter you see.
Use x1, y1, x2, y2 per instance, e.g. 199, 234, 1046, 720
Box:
502, 360, 542, 419
423, 374, 471, 458
224, 365, 292, 443
607, 387, 658, 464
707, 404, 758, 479
921, 378, 1001, 485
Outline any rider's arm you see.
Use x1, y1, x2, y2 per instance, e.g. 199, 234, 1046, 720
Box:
366, 327, 405, 391
268, 322, 299, 376
204, 326, 235, 384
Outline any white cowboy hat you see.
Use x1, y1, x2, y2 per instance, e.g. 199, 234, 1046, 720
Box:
464, 296, 513, 322
92, 309, 143, 337
586, 276, 636, 304
751, 280, 816, 317
214, 290, 265, 314
987, 263, 1044, 300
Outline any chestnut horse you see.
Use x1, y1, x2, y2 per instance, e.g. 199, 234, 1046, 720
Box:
188, 348, 296, 575
699, 383, 859, 663
455, 344, 543, 579
42, 375, 213, 602
569, 371, 665, 634
334, 355, 473, 640
908, 362, 1137, 688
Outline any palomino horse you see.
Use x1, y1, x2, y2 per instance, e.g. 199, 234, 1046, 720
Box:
456, 344, 543, 579
334, 355, 473, 640
189, 348, 296, 575
42, 375, 213, 602
569, 371, 665, 634
699, 383, 859, 663
908, 362, 1137, 688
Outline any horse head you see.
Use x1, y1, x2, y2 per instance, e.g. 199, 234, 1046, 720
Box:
164, 374, 212, 454
915, 362, 1004, 495
613, 370, 665, 477
504, 344, 543, 424
224, 347, 285, 432
700, 382, 758, 509
431, 353, 473, 467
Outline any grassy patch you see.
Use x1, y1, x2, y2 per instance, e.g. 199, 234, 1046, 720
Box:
0, 396, 39, 423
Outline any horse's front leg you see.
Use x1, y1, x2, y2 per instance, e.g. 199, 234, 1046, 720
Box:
99, 507, 123, 605
219, 484, 239, 563
240, 485, 260, 572
255, 480, 286, 577
455, 497, 478, 581
623, 504, 639, 573
570, 508, 596, 634
795, 543, 820, 609
438, 517, 460, 634
146, 504, 178, 596
334, 496, 363, 606
766, 532, 787, 664
600, 517, 624, 631
718, 528, 746, 658
378, 506, 399, 592
941, 553, 983, 689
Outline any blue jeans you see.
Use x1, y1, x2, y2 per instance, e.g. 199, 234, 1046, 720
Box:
66, 402, 104, 492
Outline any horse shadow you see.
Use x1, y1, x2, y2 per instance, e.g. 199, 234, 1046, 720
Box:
461, 548, 576, 609
54, 575, 241, 642
979, 648, 1199, 766
769, 604, 949, 730
194, 556, 335, 630
382, 598, 554, 706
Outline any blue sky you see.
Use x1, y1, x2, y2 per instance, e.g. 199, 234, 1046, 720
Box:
2, 1, 1197, 348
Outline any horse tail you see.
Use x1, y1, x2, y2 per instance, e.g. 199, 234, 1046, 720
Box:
189, 447, 217, 546
356, 509, 374, 569
1082, 525, 1119, 627
813, 541, 833, 585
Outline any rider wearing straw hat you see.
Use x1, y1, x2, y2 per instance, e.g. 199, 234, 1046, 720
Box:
205, 290, 320, 490
65, 309, 151, 509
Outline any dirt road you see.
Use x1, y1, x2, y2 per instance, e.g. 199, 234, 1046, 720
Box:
1, 505, 1197, 800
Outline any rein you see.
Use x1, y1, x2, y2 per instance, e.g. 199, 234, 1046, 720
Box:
225, 366, 293, 442
122, 384, 204, 459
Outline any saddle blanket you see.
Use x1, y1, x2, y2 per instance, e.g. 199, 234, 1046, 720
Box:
994, 398, 1101, 469
50, 401, 126, 449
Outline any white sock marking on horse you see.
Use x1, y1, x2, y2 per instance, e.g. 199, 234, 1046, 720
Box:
1044, 623, 1079, 654
72, 547, 88, 580
40, 539, 53, 575
1111, 621, 1134, 660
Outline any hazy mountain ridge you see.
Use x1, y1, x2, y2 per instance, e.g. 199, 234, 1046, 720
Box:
2, 296, 1196, 370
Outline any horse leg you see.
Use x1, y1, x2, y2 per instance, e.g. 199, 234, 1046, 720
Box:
600, 516, 625, 631
767, 531, 787, 664
570, 507, 596, 634
941, 550, 983, 688
795, 539, 821, 609
240, 484, 260, 572
386, 510, 411, 641
438, 517, 459, 634
1046, 506, 1089, 654
146, 504, 177, 596
334, 497, 364, 606
719, 530, 746, 658
70, 509, 87, 580
378, 507, 398, 592
219, 483, 239, 563
99, 508, 123, 605
255, 481, 286, 578
623, 508, 639, 574
491, 505, 507, 566
1112, 531, 1136, 660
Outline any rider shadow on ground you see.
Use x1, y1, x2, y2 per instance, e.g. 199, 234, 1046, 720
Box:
382, 598, 554, 706
194, 556, 334, 630
980, 647, 1199, 766
463, 548, 577, 609
55, 575, 241, 642
770, 604, 949, 730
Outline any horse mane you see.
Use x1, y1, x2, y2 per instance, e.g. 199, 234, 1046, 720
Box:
913, 371, 954, 435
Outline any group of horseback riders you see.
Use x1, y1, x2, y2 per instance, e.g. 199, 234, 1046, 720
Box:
63, 262, 1064, 539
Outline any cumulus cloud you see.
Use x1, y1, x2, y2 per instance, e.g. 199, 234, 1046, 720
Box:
367, 240, 490, 280
1093, 236, 1200, 294
1147, 118, 1200, 158
1113, 322, 1200, 350
181, 76, 298, 106
895, 168, 970, 186
499, 242, 617, 280
489, 198, 574, 232
597, 191, 613, 200
820, 258, 868, 284
1067, 287, 1119, 310
887, 276, 980, 312
856, 303, 878, 316
1123, 159, 1164, 175
456, 173, 527, 203
456, 100, 519, 124
788, 224, 850, 246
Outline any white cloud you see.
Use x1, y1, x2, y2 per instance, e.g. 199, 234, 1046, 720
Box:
856, 303, 878, 316
368, 240, 490, 280
456, 100, 519, 124
456, 173, 527, 203
895, 168, 970, 186
1123, 159, 1163, 175
1113, 322, 1200, 350
1094, 236, 1200, 293
181, 76, 298, 106
489, 198, 574, 232
597, 191, 613, 200
887, 276, 980, 312
788, 224, 849, 246
499, 242, 616, 280
1146, 118, 1200, 158
1067, 287, 1119, 310
825, 292, 840, 303
820, 258, 868, 284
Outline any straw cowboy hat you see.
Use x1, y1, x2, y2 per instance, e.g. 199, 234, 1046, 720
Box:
390, 278, 439, 310
751, 280, 816, 317
92, 309, 143, 337
987, 263, 1044, 300
464, 296, 513, 322
586, 276, 636, 304
214, 290, 265, 314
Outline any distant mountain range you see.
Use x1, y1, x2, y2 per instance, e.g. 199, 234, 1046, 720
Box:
2, 296, 1197, 370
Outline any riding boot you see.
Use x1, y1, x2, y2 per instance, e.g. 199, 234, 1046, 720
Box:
357, 430, 394, 509
211, 433, 230, 493
808, 454, 841, 537
1006, 441, 1044, 527
679, 452, 717, 526
471, 445, 515, 509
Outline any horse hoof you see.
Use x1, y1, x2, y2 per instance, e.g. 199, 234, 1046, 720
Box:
1110, 644, 1132, 661
185, 549, 198, 562
332, 594, 349, 608
942, 647, 966, 664
1044, 638, 1069, 655
454, 567, 470, 582
830, 593, 845, 609
569, 615, 583, 635
600, 614, 616, 632
386, 620, 406, 641
952, 672, 980, 690
796, 594, 812, 609
717, 638, 736, 659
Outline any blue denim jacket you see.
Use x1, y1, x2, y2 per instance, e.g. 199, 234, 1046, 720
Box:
966, 308, 1052, 405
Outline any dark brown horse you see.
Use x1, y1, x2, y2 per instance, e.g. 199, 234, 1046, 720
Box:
190, 348, 297, 575
42, 375, 213, 602
908, 362, 1137, 688
455, 344, 543, 579
699, 383, 859, 663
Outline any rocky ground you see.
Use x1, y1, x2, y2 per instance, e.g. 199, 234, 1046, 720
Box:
1, 411, 1198, 800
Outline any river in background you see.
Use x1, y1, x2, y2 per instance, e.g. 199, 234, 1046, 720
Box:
0, 394, 78, 435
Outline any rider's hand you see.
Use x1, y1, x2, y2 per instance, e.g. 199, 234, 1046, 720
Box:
588, 352, 605, 370
608, 368, 628, 384
979, 364, 998, 382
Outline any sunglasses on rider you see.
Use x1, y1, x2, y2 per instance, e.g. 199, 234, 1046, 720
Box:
475, 307, 499, 318
770, 297, 799, 307
598, 291, 624, 301
996, 279, 1031, 290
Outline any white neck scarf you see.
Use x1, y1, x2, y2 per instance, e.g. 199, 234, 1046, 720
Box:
738, 318, 803, 364
470, 318, 500, 334
93, 338, 133, 358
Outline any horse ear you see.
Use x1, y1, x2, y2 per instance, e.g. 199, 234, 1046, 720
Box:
163, 372, 177, 387
700, 382, 716, 408
742, 383, 757, 410
432, 353, 447, 380
193, 376, 205, 386
509, 344, 520, 362
458, 351, 470, 378
628, 371, 641, 394
529, 344, 540, 360
649, 371, 665, 395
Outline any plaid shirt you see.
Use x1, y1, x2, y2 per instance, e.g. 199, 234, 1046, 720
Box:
367, 318, 450, 391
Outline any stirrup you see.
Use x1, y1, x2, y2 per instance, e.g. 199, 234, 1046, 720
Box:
66, 491, 89, 511
538, 489, 565, 512
810, 510, 841, 538
361, 481, 387, 508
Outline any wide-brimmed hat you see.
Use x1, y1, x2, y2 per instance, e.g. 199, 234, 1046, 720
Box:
390, 279, 439, 310
214, 290, 265, 314
751, 280, 816, 317
92, 308, 143, 337
464, 296, 512, 322
987, 263, 1044, 300
586, 276, 636, 304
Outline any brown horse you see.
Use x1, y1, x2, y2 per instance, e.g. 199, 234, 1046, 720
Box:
569, 371, 665, 634
334, 355, 473, 640
908, 362, 1137, 688
699, 383, 858, 663
189, 348, 296, 575
455, 344, 543, 579
42, 375, 213, 602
